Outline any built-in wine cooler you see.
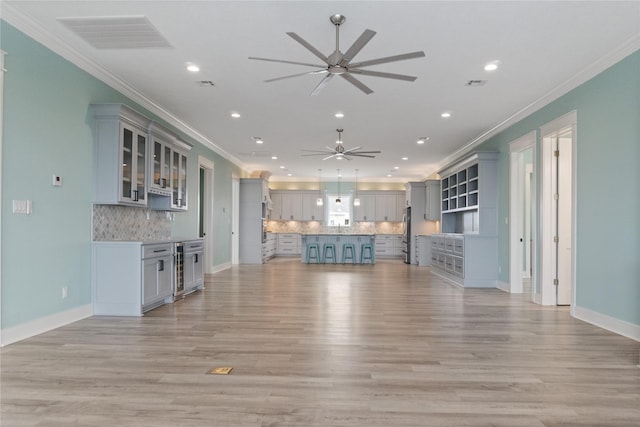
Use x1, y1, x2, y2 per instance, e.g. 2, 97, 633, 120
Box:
174, 242, 185, 298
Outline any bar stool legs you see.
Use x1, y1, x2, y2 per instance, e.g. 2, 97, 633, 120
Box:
306, 243, 321, 263
360, 243, 374, 264
322, 243, 337, 264
341, 243, 356, 264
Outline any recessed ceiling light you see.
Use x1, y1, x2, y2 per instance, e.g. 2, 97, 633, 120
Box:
334, 112, 344, 118
441, 112, 452, 118
484, 61, 499, 71
186, 64, 200, 72
231, 112, 241, 118
387, 174, 392, 177
417, 136, 430, 144
280, 165, 286, 169
271, 156, 278, 160
254, 138, 263, 144
402, 157, 408, 161
287, 173, 292, 177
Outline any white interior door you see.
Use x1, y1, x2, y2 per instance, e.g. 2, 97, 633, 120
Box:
541, 112, 575, 306
232, 177, 240, 265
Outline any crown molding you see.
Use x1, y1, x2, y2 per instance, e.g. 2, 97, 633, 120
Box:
1, 3, 249, 175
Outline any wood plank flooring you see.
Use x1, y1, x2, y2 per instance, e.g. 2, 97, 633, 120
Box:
2, 259, 639, 426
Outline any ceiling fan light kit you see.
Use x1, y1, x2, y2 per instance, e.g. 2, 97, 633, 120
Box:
301, 129, 381, 161
249, 14, 426, 95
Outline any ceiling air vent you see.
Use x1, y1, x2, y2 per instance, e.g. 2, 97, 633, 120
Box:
57, 15, 172, 49
465, 80, 487, 87
197, 81, 215, 87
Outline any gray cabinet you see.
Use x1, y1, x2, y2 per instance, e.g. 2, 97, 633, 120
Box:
375, 194, 403, 221
183, 239, 205, 294
416, 235, 432, 266
301, 193, 324, 221
91, 104, 151, 207
276, 233, 301, 256
353, 193, 376, 221
280, 193, 303, 220
424, 179, 441, 221
142, 243, 174, 309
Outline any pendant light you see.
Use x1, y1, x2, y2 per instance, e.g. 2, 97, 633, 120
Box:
335, 169, 342, 205
353, 169, 361, 206
316, 169, 323, 206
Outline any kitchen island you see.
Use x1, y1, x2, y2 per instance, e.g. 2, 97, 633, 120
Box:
301, 234, 375, 264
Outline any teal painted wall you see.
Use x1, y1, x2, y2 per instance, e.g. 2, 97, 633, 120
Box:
476, 50, 640, 325
1, 21, 240, 329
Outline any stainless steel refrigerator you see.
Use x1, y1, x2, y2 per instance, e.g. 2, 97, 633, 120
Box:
402, 207, 411, 264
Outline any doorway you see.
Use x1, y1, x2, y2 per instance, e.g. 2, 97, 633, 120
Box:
509, 132, 537, 299
541, 112, 576, 307
198, 156, 214, 274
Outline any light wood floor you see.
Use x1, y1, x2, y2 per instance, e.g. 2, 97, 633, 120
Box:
2, 259, 639, 426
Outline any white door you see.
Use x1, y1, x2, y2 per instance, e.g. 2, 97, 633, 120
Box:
232, 177, 240, 265
541, 112, 575, 307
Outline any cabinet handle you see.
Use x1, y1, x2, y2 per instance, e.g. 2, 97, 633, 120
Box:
133, 190, 139, 201
194, 254, 198, 263
153, 249, 168, 253
158, 259, 164, 272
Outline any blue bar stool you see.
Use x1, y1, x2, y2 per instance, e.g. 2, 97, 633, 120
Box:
322, 243, 337, 264
360, 243, 375, 264
306, 243, 321, 263
341, 243, 356, 264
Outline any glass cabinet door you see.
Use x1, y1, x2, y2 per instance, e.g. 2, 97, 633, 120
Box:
163, 145, 171, 188
136, 134, 146, 202
152, 140, 162, 187
172, 151, 180, 207
121, 126, 133, 201
180, 153, 187, 208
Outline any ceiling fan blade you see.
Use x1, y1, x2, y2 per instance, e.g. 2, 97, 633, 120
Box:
311, 73, 335, 96
302, 153, 332, 157
301, 148, 333, 153
345, 153, 377, 158
340, 73, 373, 95
264, 70, 327, 83
349, 69, 417, 82
339, 29, 376, 66
286, 32, 331, 65
342, 146, 362, 153
248, 57, 325, 68
350, 150, 382, 154
322, 153, 338, 160
349, 51, 426, 68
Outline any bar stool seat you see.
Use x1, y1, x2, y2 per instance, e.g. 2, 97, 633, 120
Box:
360, 243, 375, 264
306, 243, 321, 263
341, 243, 356, 264
322, 243, 337, 264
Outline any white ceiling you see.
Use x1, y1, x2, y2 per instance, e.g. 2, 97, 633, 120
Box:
3, 1, 640, 183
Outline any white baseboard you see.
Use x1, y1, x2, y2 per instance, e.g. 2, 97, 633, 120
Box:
208, 262, 231, 275
497, 280, 510, 292
573, 305, 640, 342
0, 304, 93, 347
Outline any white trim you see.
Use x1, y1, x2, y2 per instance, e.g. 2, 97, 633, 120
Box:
1, 3, 249, 175
231, 177, 240, 265
198, 156, 215, 274
426, 35, 640, 178
573, 305, 640, 342
509, 132, 537, 295
0, 305, 93, 347
0, 50, 6, 343
496, 281, 510, 293
207, 262, 232, 275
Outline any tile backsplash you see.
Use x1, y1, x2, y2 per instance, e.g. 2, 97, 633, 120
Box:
93, 205, 172, 241
266, 220, 403, 235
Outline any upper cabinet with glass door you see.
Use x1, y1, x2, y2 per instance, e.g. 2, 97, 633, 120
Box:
91, 104, 151, 207
148, 122, 192, 211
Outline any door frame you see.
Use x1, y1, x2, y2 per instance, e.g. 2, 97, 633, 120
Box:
509, 131, 537, 296
540, 111, 577, 308
231, 176, 240, 265
198, 156, 214, 274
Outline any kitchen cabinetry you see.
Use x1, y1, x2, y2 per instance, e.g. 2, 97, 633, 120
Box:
276, 233, 302, 256
375, 194, 403, 222
93, 241, 174, 316
424, 180, 441, 221
415, 235, 432, 266
280, 193, 303, 220
183, 239, 205, 294
147, 123, 191, 211
374, 234, 403, 258
431, 152, 498, 287
353, 193, 376, 221
301, 193, 324, 221
240, 178, 268, 263
269, 192, 282, 220
91, 104, 151, 207
262, 233, 276, 262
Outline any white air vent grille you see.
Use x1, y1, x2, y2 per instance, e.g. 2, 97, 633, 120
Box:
58, 16, 172, 49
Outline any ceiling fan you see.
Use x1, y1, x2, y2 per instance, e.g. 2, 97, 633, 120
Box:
302, 129, 381, 160
249, 14, 426, 95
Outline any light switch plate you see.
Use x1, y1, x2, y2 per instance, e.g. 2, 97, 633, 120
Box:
52, 175, 62, 186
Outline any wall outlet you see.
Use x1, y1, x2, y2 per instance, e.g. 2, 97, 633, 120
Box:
52, 175, 63, 186
62, 286, 68, 299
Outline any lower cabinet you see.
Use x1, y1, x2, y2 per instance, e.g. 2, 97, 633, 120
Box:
142, 243, 174, 309
374, 234, 403, 258
276, 233, 301, 256
430, 233, 497, 288
183, 239, 205, 294
415, 235, 432, 266
262, 233, 276, 262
